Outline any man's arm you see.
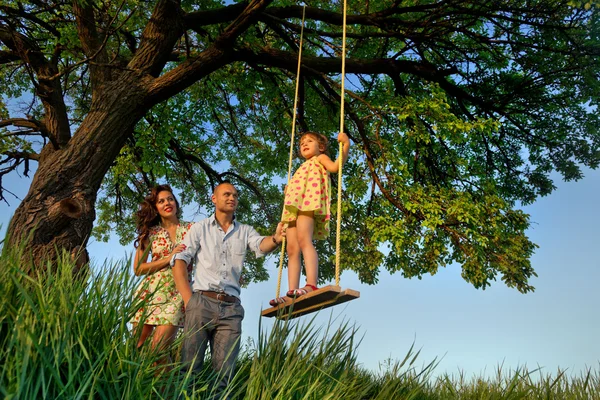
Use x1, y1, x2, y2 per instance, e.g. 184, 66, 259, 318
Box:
259, 222, 286, 253
173, 259, 192, 306
171, 222, 200, 306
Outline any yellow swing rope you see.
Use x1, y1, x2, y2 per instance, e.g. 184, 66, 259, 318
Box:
275, 5, 306, 299
335, 0, 348, 287
274, 1, 348, 298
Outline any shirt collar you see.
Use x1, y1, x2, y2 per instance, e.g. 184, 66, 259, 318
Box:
208, 213, 237, 227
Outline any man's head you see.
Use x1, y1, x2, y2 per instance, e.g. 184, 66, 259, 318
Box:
212, 182, 239, 214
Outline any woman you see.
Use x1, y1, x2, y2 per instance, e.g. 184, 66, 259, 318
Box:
131, 184, 192, 358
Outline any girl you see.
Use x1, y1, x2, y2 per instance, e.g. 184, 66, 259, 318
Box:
131, 184, 193, 361
270, 132, 350, 306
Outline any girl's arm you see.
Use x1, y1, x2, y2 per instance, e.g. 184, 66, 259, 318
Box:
318, 132, 350, 173
133, 240, 186, 276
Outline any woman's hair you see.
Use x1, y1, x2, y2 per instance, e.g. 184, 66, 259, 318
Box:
299, 131, 329, 155
134, 184, 181, 250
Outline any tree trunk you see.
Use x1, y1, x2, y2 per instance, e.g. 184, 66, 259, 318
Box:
6, 72, 151, 272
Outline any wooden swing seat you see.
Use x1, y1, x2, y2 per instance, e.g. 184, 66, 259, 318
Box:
261, 285, 360, 320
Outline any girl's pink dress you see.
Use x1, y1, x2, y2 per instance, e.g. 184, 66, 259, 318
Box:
282, 156, 331, 240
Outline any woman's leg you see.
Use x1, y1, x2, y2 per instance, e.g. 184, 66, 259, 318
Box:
152, 324, 179, 349
135, 323, 155, 349
286, 222, 302, 291
151, 324, 180, 366
296, 211, 318, 288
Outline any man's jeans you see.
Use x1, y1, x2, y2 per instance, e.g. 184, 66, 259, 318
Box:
181, 291, 244, 394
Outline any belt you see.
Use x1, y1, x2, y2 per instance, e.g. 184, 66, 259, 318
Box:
199, 290, 239, 303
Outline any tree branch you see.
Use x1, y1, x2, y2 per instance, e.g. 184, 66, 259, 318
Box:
0, 117, 49, 136
184, 2, 248, 28
0, 49, 19, 64
0, 4, 62, 38
0, 23, 71, 147
146, 0, 272, 103
127, 0, 186, 77
2, 150, 40, 161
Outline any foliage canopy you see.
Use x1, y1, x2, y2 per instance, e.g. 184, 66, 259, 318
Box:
1, 0, 599, 292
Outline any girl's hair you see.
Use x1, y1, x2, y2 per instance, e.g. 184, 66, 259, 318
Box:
299, 131, 329, 155
134, 184, 181, 250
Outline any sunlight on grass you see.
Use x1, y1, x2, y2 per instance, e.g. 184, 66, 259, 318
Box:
0, 243, 597, 399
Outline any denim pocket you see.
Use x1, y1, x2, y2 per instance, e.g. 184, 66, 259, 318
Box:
231, 303, 245, 320
185, 291, 199, 312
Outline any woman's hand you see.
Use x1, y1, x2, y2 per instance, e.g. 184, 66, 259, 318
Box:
170, 243, 187, 258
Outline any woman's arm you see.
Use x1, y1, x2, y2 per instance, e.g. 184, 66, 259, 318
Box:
133, 240, 186, 276
317, 132, 350, 173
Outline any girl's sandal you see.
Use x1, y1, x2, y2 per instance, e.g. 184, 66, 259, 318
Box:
286, 284, 318, 298
269, 297, 288, 307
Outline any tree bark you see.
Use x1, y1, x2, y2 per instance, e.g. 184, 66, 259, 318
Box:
6, 71, 151, 271
3, 0, 264, 272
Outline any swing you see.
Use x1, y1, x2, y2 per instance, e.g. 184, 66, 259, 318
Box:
262, 2, 359, 320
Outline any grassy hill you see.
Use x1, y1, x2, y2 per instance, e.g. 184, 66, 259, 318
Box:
1, 244, 597, 399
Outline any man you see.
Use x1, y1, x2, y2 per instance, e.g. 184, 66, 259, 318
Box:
172, 181, 284, 394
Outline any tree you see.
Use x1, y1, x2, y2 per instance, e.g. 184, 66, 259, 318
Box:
1, 0, 598, 291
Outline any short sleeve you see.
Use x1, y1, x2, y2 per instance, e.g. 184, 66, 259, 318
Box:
246, 225, 266, 258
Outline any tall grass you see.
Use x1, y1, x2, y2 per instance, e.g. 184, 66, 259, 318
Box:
435, 365, 600, 399
0, 243, 598, 399
0, 242, 194, 399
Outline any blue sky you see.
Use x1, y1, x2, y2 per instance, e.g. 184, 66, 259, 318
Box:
1, 167, 598, 379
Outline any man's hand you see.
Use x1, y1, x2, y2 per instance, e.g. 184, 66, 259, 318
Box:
260, 222, 287, 253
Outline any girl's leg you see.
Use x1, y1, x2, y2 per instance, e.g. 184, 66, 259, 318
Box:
296, 211, 318, 288
135, 323, 155, 349
286, 222, 302, 291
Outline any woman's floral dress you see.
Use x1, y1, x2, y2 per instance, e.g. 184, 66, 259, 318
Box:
131, 222, 193, 326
